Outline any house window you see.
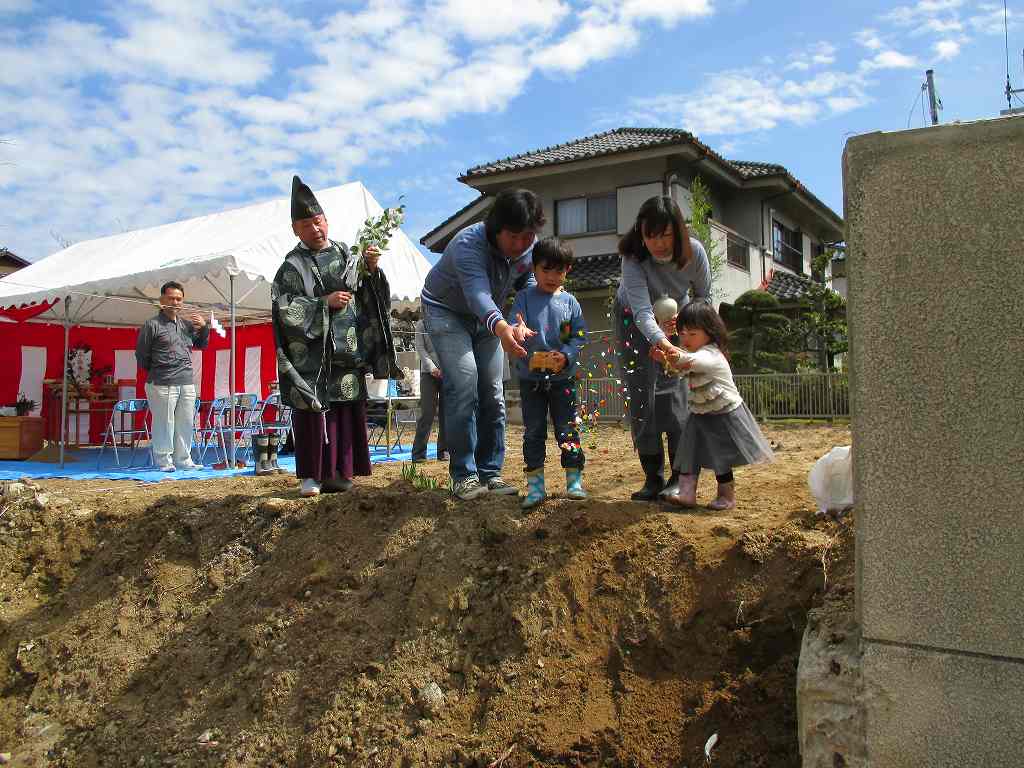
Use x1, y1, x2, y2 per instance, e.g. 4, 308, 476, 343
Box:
556, 194, 617, 236
726, 234, 749, 271
772, 220, 803, 273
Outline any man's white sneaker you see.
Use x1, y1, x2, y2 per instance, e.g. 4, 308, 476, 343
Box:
452, 476, 488, 500
155, 463, 176, 473
299, 478, 321, 497
175, 460, 203, 471
486, 477, 518, 496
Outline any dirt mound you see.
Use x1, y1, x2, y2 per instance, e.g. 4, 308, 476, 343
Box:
1, 424, 853, 767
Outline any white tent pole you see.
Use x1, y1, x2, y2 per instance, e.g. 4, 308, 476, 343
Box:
229, 273, 236, 467
59, 297, 71, 468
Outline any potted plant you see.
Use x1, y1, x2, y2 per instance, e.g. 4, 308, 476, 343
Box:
14, 394, 37, 416
0, 393, 44, 459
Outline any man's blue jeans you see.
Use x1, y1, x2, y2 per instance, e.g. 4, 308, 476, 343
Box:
422, 303, 505, 483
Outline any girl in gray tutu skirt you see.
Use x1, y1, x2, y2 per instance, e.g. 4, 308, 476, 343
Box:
657, 301, 773, 510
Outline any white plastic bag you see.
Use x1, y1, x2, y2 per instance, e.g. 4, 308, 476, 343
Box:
808, 446, 854, 515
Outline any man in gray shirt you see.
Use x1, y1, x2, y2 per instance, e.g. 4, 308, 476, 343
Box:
135, 281, 210, 471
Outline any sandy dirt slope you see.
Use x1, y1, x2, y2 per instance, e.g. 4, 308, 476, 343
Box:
0, 422, 853, 767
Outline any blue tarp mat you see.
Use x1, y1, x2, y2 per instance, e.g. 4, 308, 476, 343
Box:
0, 443, 434, 482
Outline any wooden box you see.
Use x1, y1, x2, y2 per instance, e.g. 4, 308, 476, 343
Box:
0, 416, 45, 460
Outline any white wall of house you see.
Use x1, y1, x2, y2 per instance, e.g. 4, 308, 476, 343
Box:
506, 159, 669, 260
710, 221, 763, 308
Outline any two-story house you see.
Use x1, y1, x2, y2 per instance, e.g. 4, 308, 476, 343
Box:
421, 128, 845, 349
0, 248, 29, 278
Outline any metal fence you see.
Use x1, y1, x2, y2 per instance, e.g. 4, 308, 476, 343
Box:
575, 376, 629, 420
575, 373, 849, 422
735, 373, 849, 419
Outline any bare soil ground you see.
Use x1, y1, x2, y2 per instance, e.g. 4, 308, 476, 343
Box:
0, 422, 853, 767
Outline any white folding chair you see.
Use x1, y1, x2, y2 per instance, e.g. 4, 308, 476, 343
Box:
96, 398, 151, 469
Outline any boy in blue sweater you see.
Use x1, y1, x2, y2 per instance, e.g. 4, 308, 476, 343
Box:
508, 238, 588, 509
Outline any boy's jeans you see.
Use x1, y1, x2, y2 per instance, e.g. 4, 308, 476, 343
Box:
145, 383, 196, 467
422, 303, 505, 483
519, 379, 585, 472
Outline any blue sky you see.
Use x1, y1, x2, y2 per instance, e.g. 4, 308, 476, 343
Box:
1, 0, 1020, 265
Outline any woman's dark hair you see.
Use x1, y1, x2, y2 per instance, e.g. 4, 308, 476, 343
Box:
617, 195, 693, 267
532, 237, 574, 271
678, 300, 729, 359
160, 281, 185, 296
485, 189, 546, 241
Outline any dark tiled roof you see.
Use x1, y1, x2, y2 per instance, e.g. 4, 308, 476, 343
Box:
764, 269, 814, 301
729, 160, 788, 178
567, 253, 621, 291
0, 247, 29, 267
457, 128, 842, 231
461, 128, 739, 180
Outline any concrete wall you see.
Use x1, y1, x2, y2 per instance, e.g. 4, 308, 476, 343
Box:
843, 115, 1024, 767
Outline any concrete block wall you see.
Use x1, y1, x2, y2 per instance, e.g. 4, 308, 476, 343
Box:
843, 115, 1024, 766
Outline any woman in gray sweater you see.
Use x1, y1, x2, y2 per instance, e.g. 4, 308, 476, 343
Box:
615, 195, 712, 501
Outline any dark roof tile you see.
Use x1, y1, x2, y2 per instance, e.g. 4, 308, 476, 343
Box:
764, 269, 813, 301
567, 253, 621, 291
461, 128, 736, 180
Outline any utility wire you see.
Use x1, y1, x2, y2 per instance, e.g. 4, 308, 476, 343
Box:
907, 84, 926, 129
1007, 0, 1012, 80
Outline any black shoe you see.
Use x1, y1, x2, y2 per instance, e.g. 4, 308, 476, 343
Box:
631, 453, 664, 501
631, 477, 665, 501
322, 478, 353, 493
411, 457, 427, 464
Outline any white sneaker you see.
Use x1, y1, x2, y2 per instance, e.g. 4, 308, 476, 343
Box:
155, 462, 176, 472
452, 476, 488, 500
175, 460, 203, 471
299, 478, 321, 497
486, 477, 518, 496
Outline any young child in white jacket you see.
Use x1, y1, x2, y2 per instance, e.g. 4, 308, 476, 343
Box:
655, 301, 774, 510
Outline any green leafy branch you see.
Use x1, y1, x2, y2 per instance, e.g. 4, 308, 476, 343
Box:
344, 202, 406, 289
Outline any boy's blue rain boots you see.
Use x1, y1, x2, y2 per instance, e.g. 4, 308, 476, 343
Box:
565, 468, 586, 500
522, 468, 546, 510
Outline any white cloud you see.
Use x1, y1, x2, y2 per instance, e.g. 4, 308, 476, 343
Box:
0, 0, 32, 12
934, 39, 962, 60
620, 0, 713, 26
112, 17, 272, 86
620, 54, 876, 139
1, 0, 721, 261
630, 70, 823, 137
859, 50, 918, 72
432, 0, 570, 40
534, 16, 638, 74
969, 3, 1017, 35
883, 0, 966, 27
786, 41, 837, 71
856, 28, 885, 50
533, 0, 711, 74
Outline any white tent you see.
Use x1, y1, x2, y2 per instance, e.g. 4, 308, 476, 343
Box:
0, 180, 430, 326
0, 180, 431, 465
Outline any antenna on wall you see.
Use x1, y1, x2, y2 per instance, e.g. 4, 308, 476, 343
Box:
1002, 0, 1024, 115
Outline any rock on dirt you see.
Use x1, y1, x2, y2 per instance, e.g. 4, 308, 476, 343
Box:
1, 481, 29, 499
417, 682, 446, 718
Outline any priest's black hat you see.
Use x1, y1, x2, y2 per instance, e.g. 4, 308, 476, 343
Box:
291, 175, 323, 221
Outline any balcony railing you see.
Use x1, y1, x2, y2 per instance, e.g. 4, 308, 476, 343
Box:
773, 240, 804, 273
